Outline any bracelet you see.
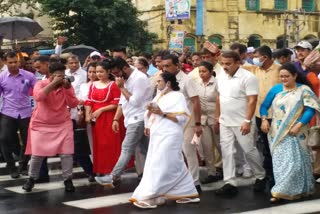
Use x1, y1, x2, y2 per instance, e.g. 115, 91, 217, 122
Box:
261, 118, 267, 121
244, 119, 251, 123
113, 119, 119, 122
195, 122, 201, 126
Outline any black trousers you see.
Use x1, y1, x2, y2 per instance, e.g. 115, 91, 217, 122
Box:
255, 117, 273, 178
0, 114, 30, 170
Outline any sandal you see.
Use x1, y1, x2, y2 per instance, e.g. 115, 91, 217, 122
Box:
133, 201, 157, 209
176, 197, 200, 204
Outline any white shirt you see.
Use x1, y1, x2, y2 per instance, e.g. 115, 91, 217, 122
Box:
176, 70, 199, 125
217, 67, 258, 127
119, 68, 152, 127
79, 82, 90, 101
65, 67, 87, 120
0, 64, 7, 73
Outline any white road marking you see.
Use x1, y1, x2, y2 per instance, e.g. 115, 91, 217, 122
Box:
238, 199, 320, 214
5, 177, 91, 194
0, 157, 61, 168
4, 172, 137, 194
0, 167, 83, 182
63, 192, 133, 209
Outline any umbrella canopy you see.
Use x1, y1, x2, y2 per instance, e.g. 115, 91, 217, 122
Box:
62, 45, 97, 65
0, 17, 43, 40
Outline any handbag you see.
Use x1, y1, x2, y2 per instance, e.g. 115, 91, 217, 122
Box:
308, 126, 320, 147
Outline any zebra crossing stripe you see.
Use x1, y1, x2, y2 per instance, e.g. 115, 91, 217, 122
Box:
5, 177, 91, 194
4, 172, 137, 194
238, 199, 320, 214
0, 167, 83, 182
63, 192, 133, 209
0, 157, 61, 168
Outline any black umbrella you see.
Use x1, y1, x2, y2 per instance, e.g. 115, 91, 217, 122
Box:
0, 17, 43, 40
62, 45, 97, 65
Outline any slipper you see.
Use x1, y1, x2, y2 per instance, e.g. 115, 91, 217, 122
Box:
176, 197, 200, 204
133, 201, 157, 209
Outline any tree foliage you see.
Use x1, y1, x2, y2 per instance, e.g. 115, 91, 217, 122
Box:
0, 0, 37, 15
37, 0, 157, 52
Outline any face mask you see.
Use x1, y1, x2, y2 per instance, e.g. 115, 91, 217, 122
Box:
253, 57, 264, 67
160, 83, 170, 94
274, 59, 281, 65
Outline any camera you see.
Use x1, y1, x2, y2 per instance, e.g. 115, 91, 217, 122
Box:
64, 75, 75, 82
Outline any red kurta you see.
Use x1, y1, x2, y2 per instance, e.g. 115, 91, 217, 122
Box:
86, 81, 125, 174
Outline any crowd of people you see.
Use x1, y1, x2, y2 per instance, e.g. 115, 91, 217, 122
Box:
0, 37, 319, 209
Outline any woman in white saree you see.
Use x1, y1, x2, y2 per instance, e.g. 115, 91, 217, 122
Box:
130, 72, 200, 209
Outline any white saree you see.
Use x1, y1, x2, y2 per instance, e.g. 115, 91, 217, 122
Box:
130, 91, 198, 202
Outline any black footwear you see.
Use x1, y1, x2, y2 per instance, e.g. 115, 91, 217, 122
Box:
22, 178, 35, 192
201, 175, 223, 184
195, 185, 202, 194
137, 173, 143, 181
88, 175, 95, 183
113, 176, 121, 188
18, 164, 28, 176
35, 175, 50, 183
10, 170, 20, 179
254, 178, 267, 192
215, 184, 238, 196
64, 179, 75, 192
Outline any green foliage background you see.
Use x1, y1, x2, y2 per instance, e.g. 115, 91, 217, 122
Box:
37, 0, 157, 52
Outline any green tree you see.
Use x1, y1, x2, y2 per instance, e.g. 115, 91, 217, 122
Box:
37, 0, 157, 52
0, 0, 37, 15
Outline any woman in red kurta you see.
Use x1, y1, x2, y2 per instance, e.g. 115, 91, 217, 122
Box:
85, 61, 126, 174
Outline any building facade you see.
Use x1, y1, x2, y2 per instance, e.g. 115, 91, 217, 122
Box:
133, 0, 320, 51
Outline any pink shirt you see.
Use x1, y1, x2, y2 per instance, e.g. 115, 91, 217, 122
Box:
31, 79, 79, 125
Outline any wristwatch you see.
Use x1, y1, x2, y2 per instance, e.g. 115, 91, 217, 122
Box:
163, 113, 167, 118
195, 122, 201, 126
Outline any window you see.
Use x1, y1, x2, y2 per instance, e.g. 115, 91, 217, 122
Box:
144, 42, 153, 53
302, 0, 315, 12
247, 35, 261, 48
246, 0, 260, 11
276, 36, 288, 49
184, 37, 196, 52
274, 0, 287, 10
208, 35, 222, 46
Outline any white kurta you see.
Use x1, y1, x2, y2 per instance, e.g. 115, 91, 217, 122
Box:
130, 91, 198, 202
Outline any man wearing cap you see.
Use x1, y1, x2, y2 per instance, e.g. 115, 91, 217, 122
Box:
246, 47, 255, 64
294, 40, 313, 77
83, 51, 102, 70
189, 41, 224, 82
294, 40, 319, 96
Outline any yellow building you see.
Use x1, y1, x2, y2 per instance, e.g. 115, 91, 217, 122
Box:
133, 0, 320, 51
